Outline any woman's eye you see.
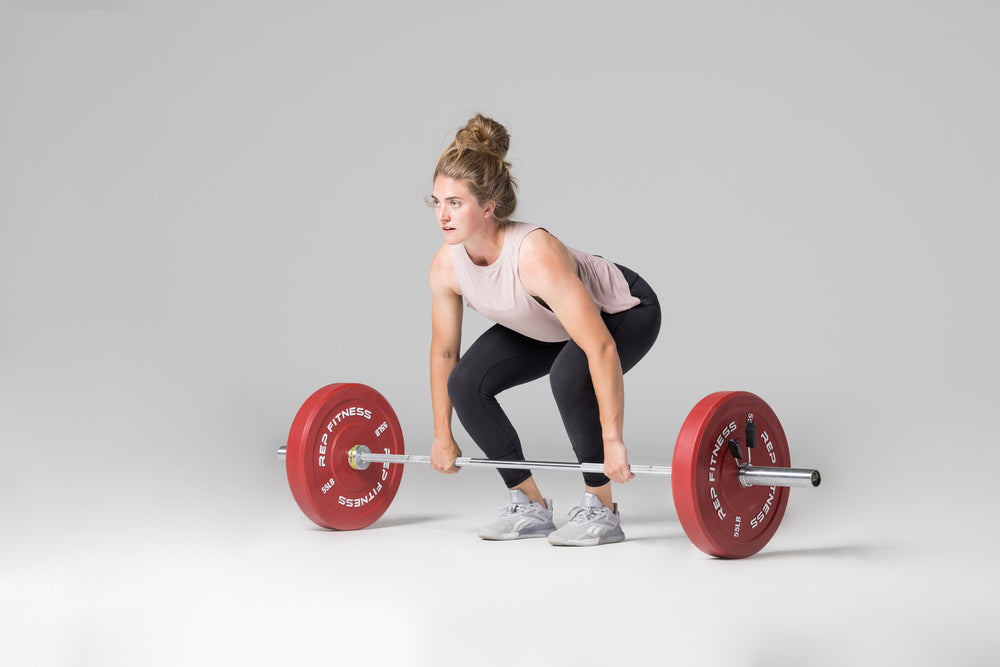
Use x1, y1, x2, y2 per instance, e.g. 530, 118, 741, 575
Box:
450, 200, 461, 208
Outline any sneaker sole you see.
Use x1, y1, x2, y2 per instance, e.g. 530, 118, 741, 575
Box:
479, 522, 556, 541
548, 527, 626, 547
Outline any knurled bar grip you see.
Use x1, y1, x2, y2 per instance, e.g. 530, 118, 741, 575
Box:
360, 452, 671, 476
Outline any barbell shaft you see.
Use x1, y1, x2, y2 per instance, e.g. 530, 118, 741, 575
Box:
359, 452, 672, 476
276, 445, 821, 488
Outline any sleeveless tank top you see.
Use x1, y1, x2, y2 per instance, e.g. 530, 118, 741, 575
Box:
450, 222, 641, 343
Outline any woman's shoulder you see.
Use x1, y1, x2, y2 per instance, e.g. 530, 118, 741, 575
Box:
519, 226, 567, 259
517, 226, 576, 282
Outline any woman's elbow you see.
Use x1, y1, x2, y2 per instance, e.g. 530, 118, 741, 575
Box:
588, 337, 619, 365
430, 344, 461, 363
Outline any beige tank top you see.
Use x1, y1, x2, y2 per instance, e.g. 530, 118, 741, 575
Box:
450, 222, 640, 343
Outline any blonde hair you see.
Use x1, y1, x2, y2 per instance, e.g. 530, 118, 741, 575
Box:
433, 114, 518, 226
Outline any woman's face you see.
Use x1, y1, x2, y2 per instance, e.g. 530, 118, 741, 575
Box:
431, 176, 494, 245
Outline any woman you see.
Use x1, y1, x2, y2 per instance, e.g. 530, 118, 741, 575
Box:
428, 114, 661, 546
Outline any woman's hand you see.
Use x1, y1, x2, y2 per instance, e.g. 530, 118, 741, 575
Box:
603, 439, 634, 484
431, 435, 462, 474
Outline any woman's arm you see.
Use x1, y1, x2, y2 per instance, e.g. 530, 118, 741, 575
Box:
517, 231, 635, 484
428, 243, 465, 473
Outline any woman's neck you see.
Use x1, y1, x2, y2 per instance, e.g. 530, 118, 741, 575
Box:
463, 224, 506, 266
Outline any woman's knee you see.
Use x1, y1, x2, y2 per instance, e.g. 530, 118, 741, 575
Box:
549, 353, 594, 406
446, 362, 478, 412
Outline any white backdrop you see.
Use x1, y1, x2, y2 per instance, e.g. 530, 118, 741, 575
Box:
2, 2, 997, 665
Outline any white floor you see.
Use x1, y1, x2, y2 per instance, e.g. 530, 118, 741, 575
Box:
5, 455, 996, 667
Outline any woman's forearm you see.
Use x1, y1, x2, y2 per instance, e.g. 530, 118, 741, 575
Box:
430, 352, 459, 438
587, 342, 626, 445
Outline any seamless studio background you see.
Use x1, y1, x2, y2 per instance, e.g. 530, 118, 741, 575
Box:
1, 2, 997, 665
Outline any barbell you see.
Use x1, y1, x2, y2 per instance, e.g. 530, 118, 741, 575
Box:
277, 382, 822, 558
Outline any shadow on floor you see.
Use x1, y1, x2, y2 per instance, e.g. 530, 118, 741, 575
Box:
750, 542, 898, 560
369, 514, 448, 529
299, 514, 447, 532
620, 531, 688, 544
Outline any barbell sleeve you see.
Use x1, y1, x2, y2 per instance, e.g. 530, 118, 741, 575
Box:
738, 464, 821, 488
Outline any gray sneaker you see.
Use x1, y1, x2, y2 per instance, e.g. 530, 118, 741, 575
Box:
478, 489, 555, 540
547, 492, 625, 546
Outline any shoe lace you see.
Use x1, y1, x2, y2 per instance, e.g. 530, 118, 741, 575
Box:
568, 505, 606, 525
501, 503, 531, 517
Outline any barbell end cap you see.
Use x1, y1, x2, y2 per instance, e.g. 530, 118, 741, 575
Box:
811, 470, 822, 487
348, 444, 372, 470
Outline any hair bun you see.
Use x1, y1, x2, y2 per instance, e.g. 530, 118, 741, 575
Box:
433, 113, 518, 224
456, 114, 510, 161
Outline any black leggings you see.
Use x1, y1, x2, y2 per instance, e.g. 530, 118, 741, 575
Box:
447, 265, 661, 488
